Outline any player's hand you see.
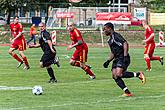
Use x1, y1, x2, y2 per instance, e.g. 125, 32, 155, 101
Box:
103, 60, 111, 68
51, 49, 56, 54
67, 45, 72, 51
9, 38, 13, 43
142, 40, 146, 44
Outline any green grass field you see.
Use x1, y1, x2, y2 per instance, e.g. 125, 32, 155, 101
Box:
0, 46, 165, 110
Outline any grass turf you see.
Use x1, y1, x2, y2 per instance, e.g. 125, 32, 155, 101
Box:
0, 46, 165, 110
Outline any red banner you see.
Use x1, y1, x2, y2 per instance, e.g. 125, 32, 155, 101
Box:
96, 12, 131, 21
96, 12, 131, 24
69, 0, 82, 2
56, 12, 74, 18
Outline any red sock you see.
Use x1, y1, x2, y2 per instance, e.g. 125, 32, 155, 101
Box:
83, 66, 95, 76
150, 56, 160, 61
12, 53, 22, 62
74, 61, 80, 67
22, 56, 29, 66
145, 57, 151, 70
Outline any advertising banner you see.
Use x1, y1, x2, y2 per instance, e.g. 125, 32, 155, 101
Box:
134, 8, 146, 20
96, 12, 131, 24
56, 12, 74, 18
150, 13, 165, 25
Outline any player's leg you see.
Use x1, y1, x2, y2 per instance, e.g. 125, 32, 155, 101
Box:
80, 49, 95, 79
144, 45, 151, 71
33, 35, 36, 45
19, 51, 30, 70
149, 44, 163, 65
112, 67, 133, 97
80, 62, 95, 79
40, 54, 57, 83
8, 47, 23, 68
46, 65, 57, 83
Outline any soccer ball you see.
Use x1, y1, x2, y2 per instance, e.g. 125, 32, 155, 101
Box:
32, 85, 43, 95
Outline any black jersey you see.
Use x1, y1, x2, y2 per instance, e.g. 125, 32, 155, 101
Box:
39, 30, 55, 53
107, 32, 127, 57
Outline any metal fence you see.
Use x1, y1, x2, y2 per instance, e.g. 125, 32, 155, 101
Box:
46, 7, 127, 29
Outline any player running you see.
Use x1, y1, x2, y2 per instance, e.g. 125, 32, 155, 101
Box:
142, 21, 163, 72
103, 22, 146, 97
28, 22, 60, 83
67, 22, 96, 79
8, 16, 30, 69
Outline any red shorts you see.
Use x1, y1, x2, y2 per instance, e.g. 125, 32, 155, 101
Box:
144, 43, 155, 57
10, 38, 26, 51
71, 48, 88, 63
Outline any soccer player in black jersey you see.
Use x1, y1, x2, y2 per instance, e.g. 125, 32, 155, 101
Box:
103, 22, 146, 97
29, 22, 59, 83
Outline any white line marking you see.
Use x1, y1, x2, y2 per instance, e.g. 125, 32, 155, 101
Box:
0, 86, 32, 91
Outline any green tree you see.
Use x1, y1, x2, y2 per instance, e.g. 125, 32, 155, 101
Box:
139, 0, 165, 12
0, 0, 39, 24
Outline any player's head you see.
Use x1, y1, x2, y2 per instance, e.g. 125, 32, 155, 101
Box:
39, 22, 45, 31
103, 22, 114, 36
13, 16, 19, 24
32, 24, 35, 27
142, 20, 147, 28
67, 22, 75, 32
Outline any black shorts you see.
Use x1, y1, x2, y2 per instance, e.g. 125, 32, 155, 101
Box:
40, 52, 56, 67
112, 55, 130, 71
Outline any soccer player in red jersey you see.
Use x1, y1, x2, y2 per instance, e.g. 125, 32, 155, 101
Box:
8, 16, 30, 69
67, 22, 96, 79
142, 21, 163, 72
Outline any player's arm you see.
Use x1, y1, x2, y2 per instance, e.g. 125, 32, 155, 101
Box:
123, 41, 129, 57
103, 52, 114, 68
47, 40, 55, 53
12, 23, 23, 41
67, 40, 82, 50
144, 33, 154, 43
143, 27, 154, 43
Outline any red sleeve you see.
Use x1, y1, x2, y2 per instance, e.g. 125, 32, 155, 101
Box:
18, 23, 23, 33
147, 26, 153, 35
74, 29, 82, 40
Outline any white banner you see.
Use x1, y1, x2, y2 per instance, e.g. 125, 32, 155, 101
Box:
134, 8, 146, 20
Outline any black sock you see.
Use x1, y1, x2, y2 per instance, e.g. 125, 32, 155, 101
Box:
114, 78, 131, 94
136, 72, 140, 77
122, 71, 134, 78
47, 67, 56, 80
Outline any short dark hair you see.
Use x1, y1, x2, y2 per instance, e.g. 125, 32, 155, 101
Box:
104, 22, 114, 30
14, 16, 19, 19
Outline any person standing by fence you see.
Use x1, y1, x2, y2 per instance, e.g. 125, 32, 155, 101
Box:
27, 24, 37, 45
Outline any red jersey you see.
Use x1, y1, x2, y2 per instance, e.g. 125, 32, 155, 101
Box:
10, 22, 24, 40
30, 25, 36, 36
145, 26, 155, 44
70, 28, 87, 50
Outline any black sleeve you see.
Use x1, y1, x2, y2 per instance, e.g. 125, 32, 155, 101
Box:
115, 33, 126, 44
43, 31, 51, 40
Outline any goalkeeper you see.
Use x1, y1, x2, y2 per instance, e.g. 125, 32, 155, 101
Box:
103, 22, 146, 97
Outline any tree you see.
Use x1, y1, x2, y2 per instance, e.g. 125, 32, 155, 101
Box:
139, 0, 165, 12
0, 0, 39, 24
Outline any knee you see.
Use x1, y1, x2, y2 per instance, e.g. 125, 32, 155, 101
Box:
8, 49, 12, 55
112, 72, 122, 79
69, 60, 75, 66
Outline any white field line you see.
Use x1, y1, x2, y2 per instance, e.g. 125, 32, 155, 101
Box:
0, 86, 32, 90
3, 94, 165, 110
